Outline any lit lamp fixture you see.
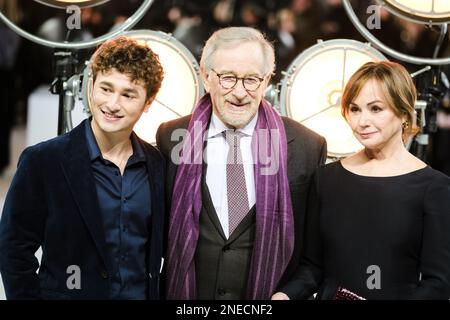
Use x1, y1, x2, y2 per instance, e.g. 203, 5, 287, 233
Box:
34, 0, 110, 9
378, 0, 450, 24
279, 39, 387, 159
82, 30, 204, 145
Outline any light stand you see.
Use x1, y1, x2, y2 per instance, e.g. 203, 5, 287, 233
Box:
342, 0, 450, 161
409, 22, 449, 161
411, 66, 448, 161
342, 0, 450, 65
50, 50, 79, 134
0, 0, 155, 135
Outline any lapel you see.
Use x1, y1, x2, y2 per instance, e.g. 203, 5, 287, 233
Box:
201, 164, 227, 240
140, 137, 160, 275
227, 206, 255, 243
282, 117, 296, 146
145, 146, 157, 232
60, 120, 111, 271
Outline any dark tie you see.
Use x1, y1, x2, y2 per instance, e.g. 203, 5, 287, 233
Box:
224, 130, 249, 235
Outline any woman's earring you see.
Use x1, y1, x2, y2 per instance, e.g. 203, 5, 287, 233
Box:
402, 121, 409, 130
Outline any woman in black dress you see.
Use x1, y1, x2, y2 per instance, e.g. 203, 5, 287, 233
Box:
273, 61, 450, 300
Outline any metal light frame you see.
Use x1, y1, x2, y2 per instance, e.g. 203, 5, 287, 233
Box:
0, 0, 154, 49
377, 0, 450, 25
0, 0, 155, 135
33, 0, 110, 9
279, 39, 387, 158
342, 0, 450, 65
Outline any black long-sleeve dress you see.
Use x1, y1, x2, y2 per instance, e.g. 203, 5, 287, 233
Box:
282, 161, 450, 300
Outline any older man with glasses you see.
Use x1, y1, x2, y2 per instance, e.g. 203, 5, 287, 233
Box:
156, 26, 327, 300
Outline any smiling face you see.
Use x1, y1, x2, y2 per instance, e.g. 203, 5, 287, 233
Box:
346, 79, 405, 150
90, 68, 151, 137
201, 41, 269, 129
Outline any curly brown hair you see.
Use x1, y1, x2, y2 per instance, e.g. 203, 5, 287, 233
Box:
91, 36, 164, 101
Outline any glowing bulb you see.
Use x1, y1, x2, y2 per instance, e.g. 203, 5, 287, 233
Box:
280, 39, 387, 158
379, 0, 450, 24
34, 0, 110, 9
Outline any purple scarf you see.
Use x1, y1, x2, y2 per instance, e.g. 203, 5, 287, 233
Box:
166, 94, 294, 300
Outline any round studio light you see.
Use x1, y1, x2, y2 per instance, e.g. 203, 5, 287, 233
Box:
377, 0, 450, 24
279, 39, 387, 158
33, 0, 110, 9
82, 30, 204, 145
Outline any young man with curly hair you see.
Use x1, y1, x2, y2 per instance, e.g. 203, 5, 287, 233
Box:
0, 36, 165, 300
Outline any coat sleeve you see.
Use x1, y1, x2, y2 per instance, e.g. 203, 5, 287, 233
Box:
0, 147, 47, 299
279, 170, 324, 299
410, 175, 450, 299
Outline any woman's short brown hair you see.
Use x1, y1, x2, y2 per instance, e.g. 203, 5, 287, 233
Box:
91, 36, 164, 101
341, 61, 419, 139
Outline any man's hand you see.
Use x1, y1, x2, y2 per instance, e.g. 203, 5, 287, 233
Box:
271, 292, 290, 300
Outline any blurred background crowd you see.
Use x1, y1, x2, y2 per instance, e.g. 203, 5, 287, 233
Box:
1, 0, 450, 177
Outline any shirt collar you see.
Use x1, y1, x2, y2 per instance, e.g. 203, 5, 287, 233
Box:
85, 119, 146, 163
129, 132, 146, 163
207, 111, 258, 139
85, 119, 101, 161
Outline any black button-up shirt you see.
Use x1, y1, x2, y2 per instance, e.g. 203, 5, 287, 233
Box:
85, 121, 151, 299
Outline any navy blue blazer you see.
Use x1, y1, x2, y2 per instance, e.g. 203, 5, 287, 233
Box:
0, 120, 165, 299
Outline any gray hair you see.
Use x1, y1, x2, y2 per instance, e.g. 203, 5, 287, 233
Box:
200, 27, 275, 76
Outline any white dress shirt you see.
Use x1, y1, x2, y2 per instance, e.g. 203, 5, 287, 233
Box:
205, 112, 257, 238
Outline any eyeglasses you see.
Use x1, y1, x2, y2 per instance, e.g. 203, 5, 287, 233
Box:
211, 69, 264, 91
